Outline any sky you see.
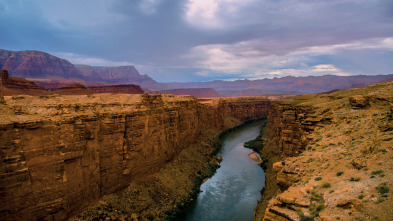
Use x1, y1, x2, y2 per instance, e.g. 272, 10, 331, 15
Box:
1, 0, 393, 82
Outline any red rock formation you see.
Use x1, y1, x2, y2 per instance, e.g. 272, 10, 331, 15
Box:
169, 75, 393, 95
0, 94, 271, 220
88, 84, 144, 94
75, 65, 161, 89
158, 88, 220, 97
0, 70, 48, 95
53, 83, 145, 95
0, 49, 82, 79
53, 83, 92, 95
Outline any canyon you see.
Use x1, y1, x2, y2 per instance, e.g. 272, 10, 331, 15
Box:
1, 74, 392, 220
255, 81, 393, 220
0, 92, 270, 220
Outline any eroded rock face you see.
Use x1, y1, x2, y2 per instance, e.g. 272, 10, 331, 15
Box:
0, 94, 270, 220
88, 84, 144, 94
75, 65, 160, 88
0, 69, 47, 95
349, 95, 369, 109
0, 50, 82, 79
260, 82, 393, 221
157, 88, 220, 97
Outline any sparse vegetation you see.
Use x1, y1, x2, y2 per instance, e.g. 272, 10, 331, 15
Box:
243, 122, 265, 152
322, 182, 331, 188
350, 177, 361, 182
376, 183, 390, 194
315, 177, 322, 181
371, 170, 384, 175
336, 171, 344, 176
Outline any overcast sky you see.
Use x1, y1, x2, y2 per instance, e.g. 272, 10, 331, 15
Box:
1, 0, 393, 82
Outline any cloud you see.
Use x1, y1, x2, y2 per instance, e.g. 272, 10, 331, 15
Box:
185, 37, 393, 79
184, 0, 256, 29
1, 0, 392, 82
139, 0, 162, 14
37, 0, 127, 29
54, 52, 134, 66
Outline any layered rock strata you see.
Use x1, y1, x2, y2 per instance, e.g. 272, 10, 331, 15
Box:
256, 82, 393, 220
0, 70, 48, 95
53, 83, 145, 95
0, 94, 270, 220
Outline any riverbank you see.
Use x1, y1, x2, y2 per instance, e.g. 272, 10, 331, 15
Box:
178, 120, 265, 221
72, 118, 267, 220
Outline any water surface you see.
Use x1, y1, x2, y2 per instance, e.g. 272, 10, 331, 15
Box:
178, 120, 266, 221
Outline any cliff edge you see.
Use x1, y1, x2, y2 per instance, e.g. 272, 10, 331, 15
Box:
256, 81, 393, 220
0, 94, 270, 220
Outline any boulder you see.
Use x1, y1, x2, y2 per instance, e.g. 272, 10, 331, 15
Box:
349, 95, 369, 109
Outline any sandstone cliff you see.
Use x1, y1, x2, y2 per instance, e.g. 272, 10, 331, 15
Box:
256, 81, 393, 220
0, 50, 82, 79
0, 94, 270, 220
53, 83, 145, 95
156, 88, 221, 98
75, 65, 161, 89
0, 70, 48, 95
88, 85, 144, 94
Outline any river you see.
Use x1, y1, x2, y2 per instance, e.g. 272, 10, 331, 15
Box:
177, 120, 266, 221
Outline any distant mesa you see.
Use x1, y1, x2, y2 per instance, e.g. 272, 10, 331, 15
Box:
157, 88, 220, 98
0, 49, 162, 89
75, 65, 160, 89
54, 83, 91, 95
53, 83, 145, 95
59, 83, 87, 90
0, 69, 48, 95
0, 49, 82, 79
0, 69, 144, 96
88, 84, 144, 94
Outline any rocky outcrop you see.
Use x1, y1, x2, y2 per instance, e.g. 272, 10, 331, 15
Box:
257, 82, 393, 221
54, 83, 145, 95
0, 94, 270, 220
75, 65, 161, 89
88, 84, 144, 94
0, 50, 82, 79
349, 95, 369, 109
169, 75, 393, 95
0, 69, 48, 95
157, 88, 220, 97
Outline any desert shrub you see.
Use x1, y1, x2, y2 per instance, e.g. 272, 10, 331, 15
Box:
322, 182, 331, 188
376, 183, 390, 194
371, 170, 384, 175
336, 171, 344, 176
315, 177, 322, 181
350, 177, 361, 182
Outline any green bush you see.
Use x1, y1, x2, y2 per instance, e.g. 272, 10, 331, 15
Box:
376, 183, 390, 194
336, 171, 344, 176
315, 177, 322, 181
322, 182, 331, 188
350, 177, 361, 182
371, 170, 384, 175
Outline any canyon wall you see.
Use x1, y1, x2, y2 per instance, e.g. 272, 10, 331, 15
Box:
0, 94, 270, 220
257, 82, 393, 220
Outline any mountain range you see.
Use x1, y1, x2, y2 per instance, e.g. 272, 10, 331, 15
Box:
1, 49, 392, 96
